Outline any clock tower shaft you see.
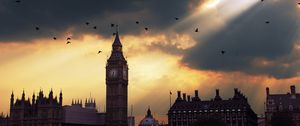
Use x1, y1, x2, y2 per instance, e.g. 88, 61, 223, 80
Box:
106, 31, 128, 126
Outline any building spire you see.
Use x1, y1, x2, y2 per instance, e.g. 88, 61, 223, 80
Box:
22, 89, 25, 101
116, 24, 119, 34
10, 90, 14, 107
146, 106, 153, 118
112, 25, 122, 48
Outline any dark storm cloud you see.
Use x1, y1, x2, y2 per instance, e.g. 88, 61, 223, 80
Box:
0, 0, 200, 42
183, 0, 300, 79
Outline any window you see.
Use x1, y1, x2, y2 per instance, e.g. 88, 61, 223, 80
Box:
289, 105, 293, 111
279, 105, 283, 111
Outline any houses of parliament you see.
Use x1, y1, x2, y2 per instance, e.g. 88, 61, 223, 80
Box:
0, 31, 129, 126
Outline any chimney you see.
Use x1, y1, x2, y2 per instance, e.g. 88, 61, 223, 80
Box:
187, 95, 191, 102
291, 85, 296, 95
266, 87, 270, 96
214, 89, 222, 101
216, 89, 220, 96
234, 88, 238, 95
183, 93, 186, 101
195, 90, 199, 98
177, 91, 181, 98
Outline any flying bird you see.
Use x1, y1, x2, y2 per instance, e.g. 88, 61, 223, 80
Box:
175, 17, 179, 20
135, 21, 139, 24
66, 41, 71, 44
265, 21, 270, 24
85, 22, 89, 25
98, 51, 102, 54
144, 27, 149, 31
35, 27, 39, 31
195, 28, 199, 32
113, 33, 116, 35
93, 26, 97, 29
53, 37, 57, 40
67, 37, 71, 40
111, 23, 115, 27
15, 0, 21, 3
221, 50, 226, 55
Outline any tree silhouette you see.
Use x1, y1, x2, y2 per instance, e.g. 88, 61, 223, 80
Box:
271, 111, 293, 126
191, 114, 226, 126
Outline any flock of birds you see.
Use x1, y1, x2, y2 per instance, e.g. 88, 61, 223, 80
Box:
13, 0, 300, 55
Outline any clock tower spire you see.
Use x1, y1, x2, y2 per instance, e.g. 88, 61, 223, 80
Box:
106, 27, 128, 126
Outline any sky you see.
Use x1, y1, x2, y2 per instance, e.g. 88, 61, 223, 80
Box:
0, 0, 300, 124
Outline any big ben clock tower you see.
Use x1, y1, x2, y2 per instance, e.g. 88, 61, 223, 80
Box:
106, 29, 128, 126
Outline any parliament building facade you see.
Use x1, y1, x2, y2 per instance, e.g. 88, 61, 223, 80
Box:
168, 89, 258, 126
4, 31, 129, 126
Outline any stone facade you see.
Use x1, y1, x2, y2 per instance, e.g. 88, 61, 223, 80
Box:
62, 98, 105, 126
168, 89, 257, 126
106, 31, 129, 126
9, 90, 63, 126
265, 85, 300, 126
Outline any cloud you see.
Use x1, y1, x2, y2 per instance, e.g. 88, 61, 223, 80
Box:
182, 0, 300, 79
0, 0, 200, 42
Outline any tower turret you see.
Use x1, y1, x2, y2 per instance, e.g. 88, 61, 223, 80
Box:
106, 27, 128, 126
32, 92, 35, 105
22, 90, 25, 101
49, 89, 53, 100
59, 90, 63, 106
10, 91, 14, 108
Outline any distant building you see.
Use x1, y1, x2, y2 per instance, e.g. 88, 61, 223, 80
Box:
0, 114, 8, 126
9, 90, 63, 126
265, 85, 300, 126
168, 88, 257, 126
128, 116, 135, 126
139, 108, 160, 126
2, 31, 132, 126
257, 115, 265, 126
106, 30, 129, 126
62, 98, 105, 126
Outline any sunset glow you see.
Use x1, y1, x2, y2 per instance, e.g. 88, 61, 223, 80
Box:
0, 0, 299, 125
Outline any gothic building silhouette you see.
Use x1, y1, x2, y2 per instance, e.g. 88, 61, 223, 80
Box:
4, 31, 129, 126
168, 88, 258, 126
105, 31, 129, 126
9, 90, 63, 126
0, 31, 129, 126
265, 85, 300, 126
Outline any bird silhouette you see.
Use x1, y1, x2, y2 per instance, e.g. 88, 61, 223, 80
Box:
53, 37, 57, 40
113, 33, 116, 36
144, 27, 149, 31
265, 21, 270, 24
66, 41, 71, 44
221, 50, 226, 55
85, 22, 89, 25
98, 51, 102, 54
67, 37, 71, 40
111, 23, 115, 27
35, 27, 39, 31
93, 26, 97, 29
135, 21, 139, 24
15, 0, 21, 3
195, 28, 199, 32
175, 17, 179, 20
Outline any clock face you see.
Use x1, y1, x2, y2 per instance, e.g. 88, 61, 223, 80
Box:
109, 69, 118, 78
